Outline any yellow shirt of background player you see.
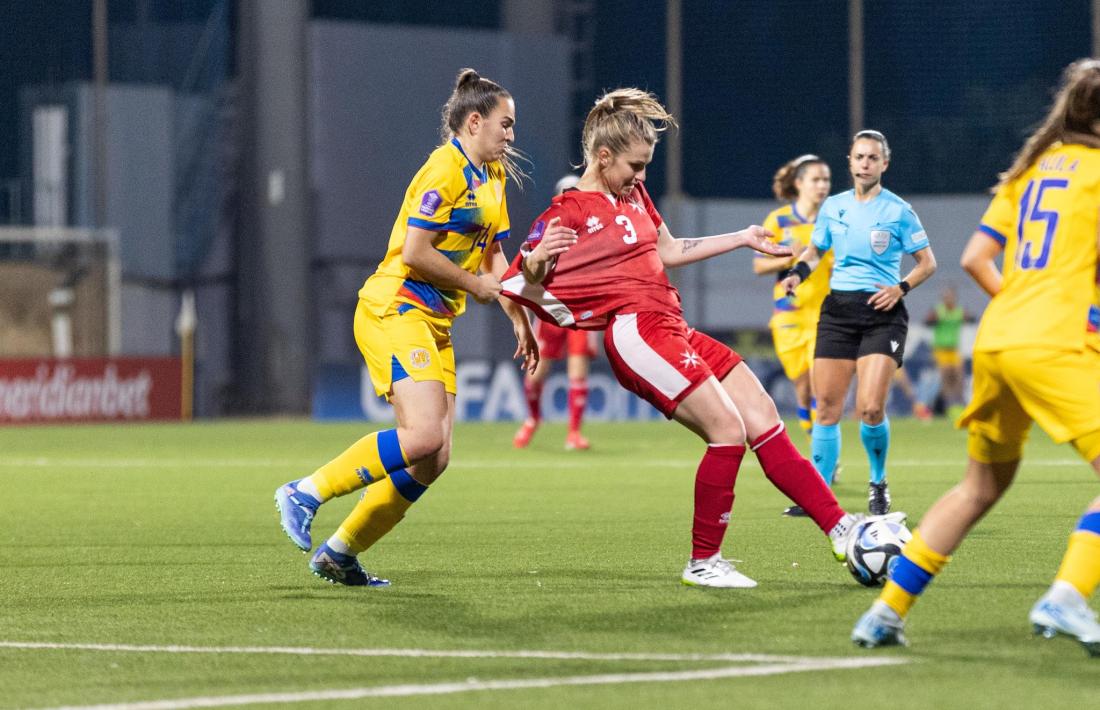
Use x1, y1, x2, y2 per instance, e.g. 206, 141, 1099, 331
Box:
359, 138, 511, 327
761, 203, 834, 329
975, 142, 1100, 354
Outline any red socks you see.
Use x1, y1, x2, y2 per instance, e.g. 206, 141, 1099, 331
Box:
752, 424, 845, 534
692, 444, 745, 559
568, 378, 587, 433
524, 377, 544, 422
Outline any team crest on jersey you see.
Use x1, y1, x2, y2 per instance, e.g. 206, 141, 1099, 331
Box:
408, 348, 431, 370
419, 190, 443, 216
586, 215, 604, 234
870, 229, 891, 255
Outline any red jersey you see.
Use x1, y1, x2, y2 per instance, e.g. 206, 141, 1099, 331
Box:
501, 182, 681, 330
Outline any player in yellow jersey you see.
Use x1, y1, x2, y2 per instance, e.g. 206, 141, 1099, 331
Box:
853, 59, 1100, 655
754, 155, 833, 516
274, 69, 570, 586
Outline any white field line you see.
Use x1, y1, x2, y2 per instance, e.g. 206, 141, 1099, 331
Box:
0, 641, 857, 664
3, 643, 908, 710
0, 456, 1088, 470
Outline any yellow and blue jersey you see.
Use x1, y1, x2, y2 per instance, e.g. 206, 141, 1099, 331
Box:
974, 142, 1100, 353
359, 138, 510, 323
760, 204, 833, 328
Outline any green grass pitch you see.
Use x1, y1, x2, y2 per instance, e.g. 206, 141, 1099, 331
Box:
1, 418, 1096, 708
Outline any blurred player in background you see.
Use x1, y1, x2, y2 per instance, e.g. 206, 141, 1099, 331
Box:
891, 366, 932, 421
503, 89, 901, 589
924, 285, 974, 417
754, 154, 833, 516
853, 59, 1100, 654
274, 68, 539, 586
513, 174, 599, 451
781, 130, 938, 515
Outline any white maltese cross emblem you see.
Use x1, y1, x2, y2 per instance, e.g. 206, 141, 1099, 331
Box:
680, 350, 701, 368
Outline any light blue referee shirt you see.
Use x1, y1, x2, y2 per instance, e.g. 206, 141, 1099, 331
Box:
811, 188, 929, 292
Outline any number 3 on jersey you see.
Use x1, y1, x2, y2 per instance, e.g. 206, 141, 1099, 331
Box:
616, 215, 638, 244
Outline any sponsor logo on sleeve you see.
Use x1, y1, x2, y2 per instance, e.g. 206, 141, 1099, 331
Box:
418, 190, 443, 216
526, 220, 547, 243
911, 230, 928, 245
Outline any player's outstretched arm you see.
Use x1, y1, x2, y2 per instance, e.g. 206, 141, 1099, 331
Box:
656, 223, 788, 268
485, 241, 540, 373
403, 226, 501, 303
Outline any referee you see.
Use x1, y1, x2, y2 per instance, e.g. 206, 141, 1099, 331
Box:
780, 130, 937, 514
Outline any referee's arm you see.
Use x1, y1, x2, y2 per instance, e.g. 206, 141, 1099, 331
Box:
778, 244, 824, 295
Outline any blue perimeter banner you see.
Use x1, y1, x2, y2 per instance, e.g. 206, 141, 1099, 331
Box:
313, 360, 663, 422
313, 353, 948, 423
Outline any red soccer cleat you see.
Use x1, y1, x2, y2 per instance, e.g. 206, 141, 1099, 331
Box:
513, 419, 539, 448
912, 402, 933, 421
564, 430, 590, 451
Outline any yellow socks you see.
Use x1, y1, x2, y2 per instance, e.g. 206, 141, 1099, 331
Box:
1054, 511, 1100, 598
306, 429, 408, 501
334, 469, 429, 554
879, 529, 951, 618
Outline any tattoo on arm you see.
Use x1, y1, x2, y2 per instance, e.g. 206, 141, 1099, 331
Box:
681, 239, 702, 254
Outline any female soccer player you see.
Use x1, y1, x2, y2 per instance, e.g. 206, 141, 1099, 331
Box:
852, 58, 1100, 654
513, 174, 599, 451
274, 69, 545, 586
780, 131, 938, 515
503, 89, 899, 588
754, 155, 833, 516
924, 285, 973, 417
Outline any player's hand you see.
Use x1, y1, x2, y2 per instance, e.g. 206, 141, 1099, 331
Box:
527, 217, 577, 267
470, 273, 503, 304
512, 319, 540, 374
868, 283, 903, 311
779, 273, 802, 296
739, 225, 790, 257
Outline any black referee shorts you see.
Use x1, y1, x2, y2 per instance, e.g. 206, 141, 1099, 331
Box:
814, 290, 908, 366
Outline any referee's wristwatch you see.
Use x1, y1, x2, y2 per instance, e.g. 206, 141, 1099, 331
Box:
898, 280, 912, 295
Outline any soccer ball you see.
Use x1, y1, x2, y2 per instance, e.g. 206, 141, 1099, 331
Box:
845, 519, 912, 587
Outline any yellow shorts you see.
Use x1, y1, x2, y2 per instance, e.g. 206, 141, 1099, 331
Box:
958, 348, 1100, 461
771, 321, 816, 381
354, 301, 456, 398
932, 348, 962, 368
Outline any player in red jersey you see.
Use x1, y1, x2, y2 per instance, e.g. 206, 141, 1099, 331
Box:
514, 174, 599, 451
502, 89, 902, 587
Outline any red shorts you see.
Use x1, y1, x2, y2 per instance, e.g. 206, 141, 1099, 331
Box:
535, 320, 598, 360
603, 311, 742, 418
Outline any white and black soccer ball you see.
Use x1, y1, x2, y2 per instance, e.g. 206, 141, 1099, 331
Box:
846, 519, 912, 587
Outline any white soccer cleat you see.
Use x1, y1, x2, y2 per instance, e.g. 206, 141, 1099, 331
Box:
681, 553, 757, 588
1029, 585, 1100, 657
852, 601, 908, 648
830, 511, 908, 562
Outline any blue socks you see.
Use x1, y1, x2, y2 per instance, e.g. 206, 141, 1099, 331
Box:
811, 422, 840, 485
860, 418, 890, 484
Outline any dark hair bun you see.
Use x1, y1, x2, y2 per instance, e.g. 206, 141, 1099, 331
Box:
456, 68, 481, 89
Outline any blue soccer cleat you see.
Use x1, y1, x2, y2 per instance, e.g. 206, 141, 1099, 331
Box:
309, 543, 390, 587
1029, 588, 1100, 657
275, 480, 320, 552
852, 601, 908, 648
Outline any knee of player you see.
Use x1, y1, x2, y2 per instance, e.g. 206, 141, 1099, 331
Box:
860, 405, 886, 424
400, 427, 447, 462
